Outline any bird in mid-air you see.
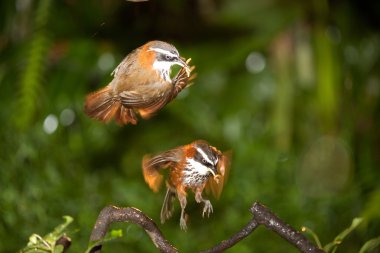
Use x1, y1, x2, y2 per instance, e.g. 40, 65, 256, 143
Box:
142, 140, 231, 230
84, 40, 195, 125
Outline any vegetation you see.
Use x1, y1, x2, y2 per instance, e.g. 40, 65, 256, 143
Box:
1, 0, 380, 252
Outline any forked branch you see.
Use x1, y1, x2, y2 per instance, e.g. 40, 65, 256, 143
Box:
89, 206, 178, 253
88, 202, 324, 253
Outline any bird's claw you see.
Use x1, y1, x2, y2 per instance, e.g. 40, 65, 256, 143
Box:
202, 200, 213, 218
180, 216, 187, 231
214, 175, 221, 184
175, 58, 194, 82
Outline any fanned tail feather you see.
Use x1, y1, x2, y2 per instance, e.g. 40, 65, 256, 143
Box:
84, 85, 138, 125
115, 105, 138, 125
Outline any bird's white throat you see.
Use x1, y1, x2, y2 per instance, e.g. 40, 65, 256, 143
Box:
152, 60, 174, 82
185, 158, 212, 176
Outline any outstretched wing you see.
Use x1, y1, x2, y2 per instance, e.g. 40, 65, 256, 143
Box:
205, 150, 232, 199
142, 149, 182, 192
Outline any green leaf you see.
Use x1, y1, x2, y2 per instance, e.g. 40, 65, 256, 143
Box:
20, 216, 73, 253
43, 216, 73, 245
53, 245, 64, 253
359, 236, 380, 253
85, 240, 100, 253
85, 229, 124, 253
50, 216, 74, 238
104, 229, 123, 242
27, 234, 41, 246
324, 217, 363, 253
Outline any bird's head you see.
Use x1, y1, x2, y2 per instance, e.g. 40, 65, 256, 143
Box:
143, 40, 190, 82
184, 140, 221, 178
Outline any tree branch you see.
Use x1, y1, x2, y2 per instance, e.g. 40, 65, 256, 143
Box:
55, 235, 72, 253
88, 202, 324, 253
250, 203, 324, 253
199, 218, 259, 253
89, 206, 178, 253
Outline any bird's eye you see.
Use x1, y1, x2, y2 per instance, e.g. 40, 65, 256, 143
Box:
202, 159, 207, 164
165, 55, 173, 61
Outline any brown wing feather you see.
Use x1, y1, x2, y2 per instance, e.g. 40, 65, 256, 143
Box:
119, 89, 171, 119
136, 95, 171, 119
142, 149, 182, 192
205, 150, 232, 199
119, 60, 196, 119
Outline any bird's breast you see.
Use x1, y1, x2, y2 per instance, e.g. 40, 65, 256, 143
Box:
181, 160, 211, 187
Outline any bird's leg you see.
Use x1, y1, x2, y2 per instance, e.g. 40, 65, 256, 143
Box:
173, 68, 187, 85
172, 69, 189, 96
171, 60, 195, 98
177, 188, 188, 230
195, 188, 213, 218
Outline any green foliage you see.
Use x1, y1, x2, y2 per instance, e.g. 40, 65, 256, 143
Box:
85, 229, 123, 253
323, 218, 363, 253
1, 0, 380, 252
20, 216, 73, 253
362, 190, 380, 221
303, 218, 380, 253
359, 236, 380, 253
301, 226, 322, 248
15, 0, 52, 129
19, 216, 122, 253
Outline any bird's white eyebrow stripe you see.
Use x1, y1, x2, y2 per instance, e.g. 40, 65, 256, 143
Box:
196, 147, 213, 165
186, 158, 209, 172
148, 47, 177, 58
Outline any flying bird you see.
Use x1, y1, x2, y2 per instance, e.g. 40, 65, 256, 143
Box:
142, 140, 231, 230
84, 40, 194, 125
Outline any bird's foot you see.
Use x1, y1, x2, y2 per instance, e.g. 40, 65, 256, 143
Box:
180, 216, 188, 231
202, 200, 213, 218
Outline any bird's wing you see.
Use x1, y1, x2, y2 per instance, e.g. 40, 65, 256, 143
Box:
119, 59, 195, 118
119, 89, 171, 119
143, 149, 182, 169
142, 148, 182, 192
119, 90, 168, 108
205, 150, 232, 199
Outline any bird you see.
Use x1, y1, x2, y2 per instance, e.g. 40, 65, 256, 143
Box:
142, 140, 231, 230
84, 40, 195, 125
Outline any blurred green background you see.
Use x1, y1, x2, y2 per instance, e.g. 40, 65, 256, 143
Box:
1, 0, 380, 252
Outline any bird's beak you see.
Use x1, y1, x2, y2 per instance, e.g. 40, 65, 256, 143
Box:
207, 166, 220, 183
208, 166, 221, 184
176, 57, 190, 77
207, 167, 216, 177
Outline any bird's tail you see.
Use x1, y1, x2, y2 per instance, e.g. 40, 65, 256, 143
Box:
84, 85, 137, 125
160, 187, 176, 224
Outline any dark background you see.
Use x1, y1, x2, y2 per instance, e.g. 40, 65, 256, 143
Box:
1, 0, 380, 252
